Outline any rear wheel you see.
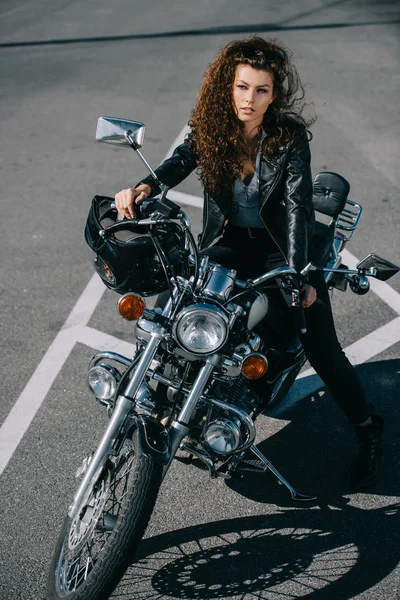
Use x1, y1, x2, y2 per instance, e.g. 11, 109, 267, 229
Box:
47, 427, 162, 600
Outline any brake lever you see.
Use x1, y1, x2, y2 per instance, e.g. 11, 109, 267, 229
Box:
99, 219, 139, 238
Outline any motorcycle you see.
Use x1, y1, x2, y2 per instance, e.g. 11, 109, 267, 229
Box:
47, 117, 400, 600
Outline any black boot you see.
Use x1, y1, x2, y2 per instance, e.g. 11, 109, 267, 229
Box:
351, 415, 384, 490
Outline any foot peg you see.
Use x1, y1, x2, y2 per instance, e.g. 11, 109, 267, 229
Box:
248, 444, 317, 502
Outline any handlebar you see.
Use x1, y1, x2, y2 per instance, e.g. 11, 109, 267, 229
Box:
235, 265, 298, 289
235, 265, 308, 334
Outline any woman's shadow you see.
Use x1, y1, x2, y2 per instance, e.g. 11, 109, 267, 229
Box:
113, 358, 399, 599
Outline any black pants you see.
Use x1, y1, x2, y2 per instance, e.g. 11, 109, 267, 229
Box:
203, 223, 371, 425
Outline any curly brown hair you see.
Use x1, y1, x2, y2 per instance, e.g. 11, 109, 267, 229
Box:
188, 36, 314, 197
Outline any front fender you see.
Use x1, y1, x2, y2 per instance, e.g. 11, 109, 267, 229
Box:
135, 417, 171, 465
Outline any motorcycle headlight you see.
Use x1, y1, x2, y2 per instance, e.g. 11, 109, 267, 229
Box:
204, 418, 241, 455
87, 363, 121, 400
173, 304, 229, 355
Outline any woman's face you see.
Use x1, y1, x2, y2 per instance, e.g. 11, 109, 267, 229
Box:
232, 64, 275, 128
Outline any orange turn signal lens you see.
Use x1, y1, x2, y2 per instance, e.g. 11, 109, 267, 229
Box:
117, 293, 146, 321
241, 353, 268, 379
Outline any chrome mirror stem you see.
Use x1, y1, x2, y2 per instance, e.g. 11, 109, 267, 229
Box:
125, 130, 163, 190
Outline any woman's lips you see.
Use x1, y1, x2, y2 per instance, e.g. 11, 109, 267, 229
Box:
240, 107, 255, 114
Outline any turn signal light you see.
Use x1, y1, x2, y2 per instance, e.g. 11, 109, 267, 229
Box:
241, 353, 268, 379
117, 293, 146, 321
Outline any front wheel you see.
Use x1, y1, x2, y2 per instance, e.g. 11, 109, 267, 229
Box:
47, 427, 162, 600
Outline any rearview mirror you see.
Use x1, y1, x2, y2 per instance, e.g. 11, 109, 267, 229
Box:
96, 117, 145, 148
356, 253, 400, 281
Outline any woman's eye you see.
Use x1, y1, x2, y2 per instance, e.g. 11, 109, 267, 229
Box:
258, 89, 267, 93
238, 85, 247, 89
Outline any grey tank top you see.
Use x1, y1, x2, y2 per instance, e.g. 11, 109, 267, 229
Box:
228, 130, 266, 229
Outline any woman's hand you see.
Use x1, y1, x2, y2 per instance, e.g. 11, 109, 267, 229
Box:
302, 284, 317, 308
115, 184, 151, 219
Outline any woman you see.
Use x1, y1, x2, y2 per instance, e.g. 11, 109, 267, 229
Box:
115, 36, 383, 490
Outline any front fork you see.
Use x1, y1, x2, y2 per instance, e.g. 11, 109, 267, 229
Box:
162, 354, 220, 479
68, 293, 218, 517
68, 292, 177, 519
68, 331, 164, 518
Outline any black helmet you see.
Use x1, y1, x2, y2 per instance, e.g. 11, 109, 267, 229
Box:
84, 195, 183, 296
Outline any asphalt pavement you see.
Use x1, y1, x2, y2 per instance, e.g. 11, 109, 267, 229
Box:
0, 1, 399, 599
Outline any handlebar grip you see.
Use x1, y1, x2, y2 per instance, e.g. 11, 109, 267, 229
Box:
293, 305, 307, 335
291, 289, 307, 335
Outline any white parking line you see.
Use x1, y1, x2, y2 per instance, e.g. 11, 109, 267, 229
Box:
0, 128, 188, 477
342, 248, 400, 315
0, 274, 105, 476
1, 128, 400, 477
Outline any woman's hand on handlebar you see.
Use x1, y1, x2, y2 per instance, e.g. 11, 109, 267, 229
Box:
115, 184, 151, 219
302, 284, 317, 308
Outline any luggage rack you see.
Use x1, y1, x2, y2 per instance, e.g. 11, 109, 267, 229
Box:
335, 199, 363, 241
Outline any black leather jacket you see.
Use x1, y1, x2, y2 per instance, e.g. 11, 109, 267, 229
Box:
139, 127, 315, 273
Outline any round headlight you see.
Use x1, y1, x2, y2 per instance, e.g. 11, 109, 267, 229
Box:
174, 304, 229, 355
204, 418, 241, 455
87, 363, 120, 400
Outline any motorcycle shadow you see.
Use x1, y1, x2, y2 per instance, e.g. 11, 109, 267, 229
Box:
116, 501, 399, 600
226, 357, 400, 506
111, 359, 399, 600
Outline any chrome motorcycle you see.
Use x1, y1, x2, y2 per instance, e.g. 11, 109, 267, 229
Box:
47, 117, 399, 600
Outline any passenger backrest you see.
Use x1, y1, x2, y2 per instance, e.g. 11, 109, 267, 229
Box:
313, 172, 350, 218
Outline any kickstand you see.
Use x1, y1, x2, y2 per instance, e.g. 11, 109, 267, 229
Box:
249, 444, 317, 502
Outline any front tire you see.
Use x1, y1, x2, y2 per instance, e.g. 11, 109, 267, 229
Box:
47, 427, 162, 600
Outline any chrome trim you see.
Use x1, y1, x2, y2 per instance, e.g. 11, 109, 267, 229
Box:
348, 274, 370, 295
249, 444, 317, 501
235, 265, 297, 290
134, 383, 156, 416
135, 146, 161, 184
209, 397, 256, 452
232, 334, 262, 362
96, 117, 145, 147
217, 356, 241, 379
335, 199, 362, 240
202, 265, 237, 303
122, 332, 163, 398
69, 299, 175, 518
89, 351, 132, 370
162, 420, 190, 479
68, 396, 134, 518
178, 210, 191, 232
177, 354, 220, 424
179, 441, 216, 476
147, 368, 190, 394
135, 316, 160, 345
